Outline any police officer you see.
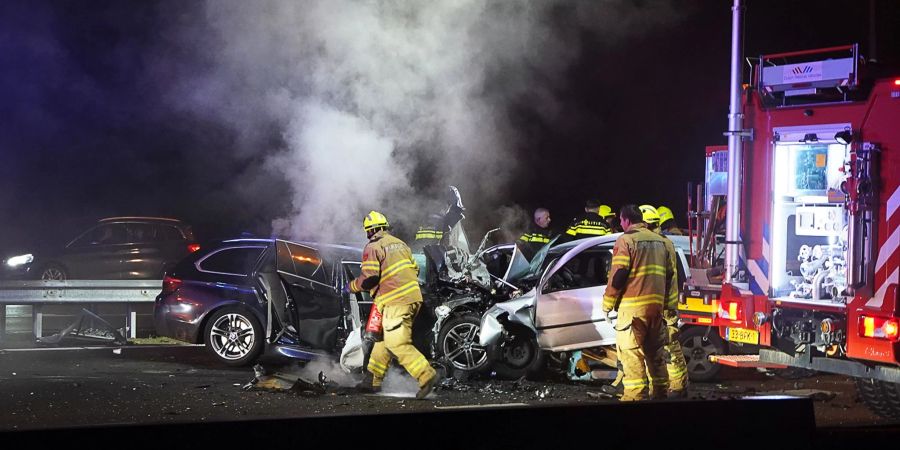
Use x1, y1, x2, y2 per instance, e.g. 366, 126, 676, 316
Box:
411, 213, 444, 253
346, 211, 438, 399
518, 207, 554, 260
565, 200, 611, 241
602, 205, 675, 401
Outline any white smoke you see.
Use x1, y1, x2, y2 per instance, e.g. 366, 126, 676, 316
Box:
168, 0, 686, 243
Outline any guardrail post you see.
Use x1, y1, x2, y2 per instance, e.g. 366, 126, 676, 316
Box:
33, 304, 43, 339
0, 305, 6, 341
125, 303, 137, 339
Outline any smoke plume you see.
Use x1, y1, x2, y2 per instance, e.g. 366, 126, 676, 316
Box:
168, 0, 685, 244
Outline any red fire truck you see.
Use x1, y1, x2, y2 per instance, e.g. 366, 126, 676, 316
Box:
680, 40, 900, 418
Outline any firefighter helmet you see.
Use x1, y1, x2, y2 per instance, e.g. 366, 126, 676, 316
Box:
657, 206, 675, 224
639, 205, 660, 225
598, 204, 615, 219
363, 211, 390, 232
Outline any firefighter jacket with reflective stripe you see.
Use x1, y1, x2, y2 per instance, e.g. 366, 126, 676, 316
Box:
349, 231, 422, 311
565, 214, 610, 238
602, 223, 678, 315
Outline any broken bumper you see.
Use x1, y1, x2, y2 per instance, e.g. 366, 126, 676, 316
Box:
479, 309, 505, 347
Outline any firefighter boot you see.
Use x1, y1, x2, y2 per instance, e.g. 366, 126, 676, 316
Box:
662, 310, 689, 396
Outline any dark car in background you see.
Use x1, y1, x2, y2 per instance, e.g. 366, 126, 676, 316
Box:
1, 217, 198, 280
154, 238, 364, 366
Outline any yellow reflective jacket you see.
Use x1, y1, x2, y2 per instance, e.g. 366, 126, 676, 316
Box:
349, 230, 422, 311
602, 223, 678, 314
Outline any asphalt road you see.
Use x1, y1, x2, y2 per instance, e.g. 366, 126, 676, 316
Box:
0, 342, 896, 432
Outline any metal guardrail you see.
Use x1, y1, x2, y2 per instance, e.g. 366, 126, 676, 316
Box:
0, 280, 162, 340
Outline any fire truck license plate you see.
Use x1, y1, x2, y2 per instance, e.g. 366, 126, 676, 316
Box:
726, 327, 758, 345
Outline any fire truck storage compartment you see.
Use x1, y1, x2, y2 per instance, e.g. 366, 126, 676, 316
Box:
770, 124, 852, 302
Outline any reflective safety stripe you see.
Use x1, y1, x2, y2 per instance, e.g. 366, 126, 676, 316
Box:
628, 265, 668, 279
519, 233, 550, 243
368, 360, 388, 376
380, 259, 416, 282
361, 261, 380, 271
612, 256, 631, 266
407, 356, 431, 377
667, 365, 687, 378
349, 279, 359, 292
374, 280, 420, 306
648, 376, 670, 386
618, 293, 665, 308
415, 230, 443, 240
622, 378, 648, 388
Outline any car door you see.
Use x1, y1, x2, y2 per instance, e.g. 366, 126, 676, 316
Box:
275, 240, 343, 350
120, 223, 168, 279
61, 223, 129, 279
533, 244, 618, 352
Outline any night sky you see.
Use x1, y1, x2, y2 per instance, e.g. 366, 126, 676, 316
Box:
1, 0, 898, 252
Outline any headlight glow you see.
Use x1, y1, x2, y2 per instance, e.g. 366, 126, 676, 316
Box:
6, 254, 34, 267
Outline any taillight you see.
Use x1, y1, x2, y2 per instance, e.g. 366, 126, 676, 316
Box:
187, 244, 201, 253
162, 276, 182, 296
859, 315, 900, 341
718, 300, 743, 321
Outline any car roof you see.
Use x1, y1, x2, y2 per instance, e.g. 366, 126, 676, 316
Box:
216, 238, 363, 261
98, 216, 184, 224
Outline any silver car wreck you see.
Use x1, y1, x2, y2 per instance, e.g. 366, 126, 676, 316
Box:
480, 234, 693, 379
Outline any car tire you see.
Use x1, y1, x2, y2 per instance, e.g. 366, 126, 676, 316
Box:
39, 263, 67, 281
679, 325, 726, 382
436, 313, 490, 380
487, 327, 546, 380
856, 378, 900, 419
203, 306, 264, 367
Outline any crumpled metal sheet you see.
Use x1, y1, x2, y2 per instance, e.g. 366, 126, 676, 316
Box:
242, 364, 328, 396
36, 308, 127, 347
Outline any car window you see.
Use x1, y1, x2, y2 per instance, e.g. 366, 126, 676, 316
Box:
197, 247, 266, 277
543, 250, 610, 294
71, 224, 128, 247
157, 225, 184, 241
276, 241, 326, 284
127, 223, 161, 243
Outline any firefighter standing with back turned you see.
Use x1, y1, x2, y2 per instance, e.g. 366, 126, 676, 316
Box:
638, 204, 689, 397
346, 211, 438, 399
602, 205, 675, 401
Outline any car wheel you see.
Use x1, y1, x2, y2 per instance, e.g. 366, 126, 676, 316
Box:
856, 378, 900, 419
204, 307, 264, 367
679, 325, 726, 382
488, 328, 546, 380
437, 314, 489, 379
40, 264, 67, 281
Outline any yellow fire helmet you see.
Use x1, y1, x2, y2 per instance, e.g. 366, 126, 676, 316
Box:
657, 206, 675, 224
638, 204, 660, 225
598, 204, 615, 219
363, 211, 390, 232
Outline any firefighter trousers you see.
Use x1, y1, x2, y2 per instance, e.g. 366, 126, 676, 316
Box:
663, 310, 689, 393
367, 302, 436, 388
615, 310, 669, 401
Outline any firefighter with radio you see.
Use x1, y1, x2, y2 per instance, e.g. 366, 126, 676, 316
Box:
346, 211, 438, 399
602, 204, 674, 401
564, 200, 611, 241
639, 204, 689, 397
657, 206, 684, 236
518, 207, 554, 260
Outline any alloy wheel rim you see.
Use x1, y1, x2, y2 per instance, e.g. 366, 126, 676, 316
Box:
442, 322, 487, 371
209, 313, 256, 360
683, 335, 717, 375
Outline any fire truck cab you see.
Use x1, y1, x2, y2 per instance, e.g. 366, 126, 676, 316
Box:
682, 44, 900, 418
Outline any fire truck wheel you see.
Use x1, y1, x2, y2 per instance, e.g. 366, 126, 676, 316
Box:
855, 378, 900, 419
678, 326, 726, 382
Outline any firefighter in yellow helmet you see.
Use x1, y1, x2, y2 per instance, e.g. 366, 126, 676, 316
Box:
640, 205, 689, 397
346, 211, 438, 399
657, 206, 684, 236
602, 205, 674, 401
598, 204, 622, 232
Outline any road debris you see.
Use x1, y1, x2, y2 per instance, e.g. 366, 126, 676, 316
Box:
36, 309, 127, 347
